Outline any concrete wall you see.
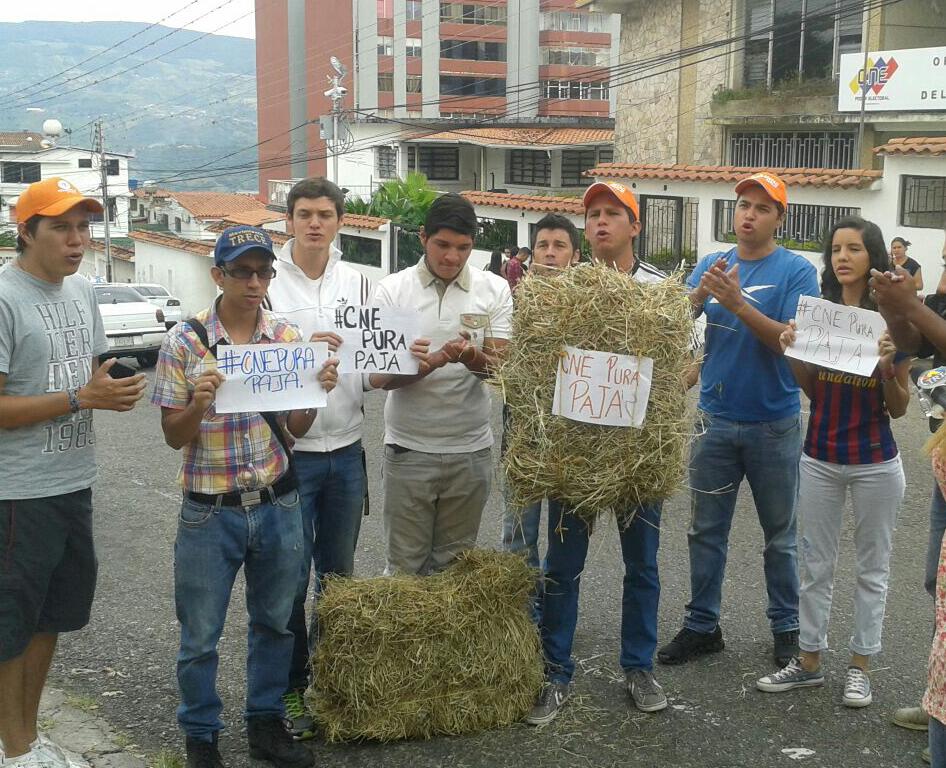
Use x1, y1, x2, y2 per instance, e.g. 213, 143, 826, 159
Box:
79, 248, 135, 283
880, 1, 946, 50
132, 242, 218, 318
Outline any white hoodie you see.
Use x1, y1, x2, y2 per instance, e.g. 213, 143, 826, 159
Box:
266, 239, 371, 453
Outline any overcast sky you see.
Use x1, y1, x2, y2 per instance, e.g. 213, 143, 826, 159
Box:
0, 0, 256, 39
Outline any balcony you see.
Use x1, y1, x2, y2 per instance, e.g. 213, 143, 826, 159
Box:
267, 179, 300, 209
709, 80, 839, 126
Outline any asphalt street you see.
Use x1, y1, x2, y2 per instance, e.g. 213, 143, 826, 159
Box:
50, 367, 941, 768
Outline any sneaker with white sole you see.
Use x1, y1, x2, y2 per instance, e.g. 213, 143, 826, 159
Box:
33, 735, 89, 768
525, 682, 570, 726
756, 657, 825, 693
892, 705, 929, 731
625, 669, 668, 713
282, 689, 316, 741
842, 666, 872, 707
1, 747, 60, 768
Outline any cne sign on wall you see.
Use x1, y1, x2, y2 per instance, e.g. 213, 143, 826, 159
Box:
838, 46, 946, 112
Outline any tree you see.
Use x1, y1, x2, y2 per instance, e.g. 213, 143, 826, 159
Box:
0, 230, 16, 249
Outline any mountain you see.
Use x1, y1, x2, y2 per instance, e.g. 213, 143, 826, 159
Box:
0, 21, 259, 192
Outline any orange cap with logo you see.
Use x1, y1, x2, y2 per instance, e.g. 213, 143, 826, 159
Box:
14, 177, 104, 222
583, 181, 640, 221
733, 172, 788, 210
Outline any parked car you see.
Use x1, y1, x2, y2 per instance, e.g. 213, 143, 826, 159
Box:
131, 283, 183, 328
93, 284, 167, 368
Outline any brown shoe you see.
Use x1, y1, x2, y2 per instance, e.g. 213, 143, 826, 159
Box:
892, 705, 929, 732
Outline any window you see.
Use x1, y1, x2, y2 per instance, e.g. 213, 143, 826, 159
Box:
378, 73, 394, 92
714, 199, 860, 250
542, 80, 609, 100
106, 158, 120, 176
506, 150, 551, 186
561, 149, 598, 187
440, 3, 507, 25
406, 0, 422, 20
377, 36, 393, 57
2, 162, 41, 184
901, 176, 946, 229
541, 47, 608, 67
441, 40, 506, 61
174, 217, 182, 233
539, 11, 609, 33
376, 146, 397, 178
743, 0, 861, 88
406, 75, 423, 94
728, 130, 857, 169
414, 146, 459, 180
340, 234, 382, 268
78, 158, 93, 168
440, 76, 506, 96
598, 148, 614, 164
406, 37, 422, 57
90, 198, 118, 224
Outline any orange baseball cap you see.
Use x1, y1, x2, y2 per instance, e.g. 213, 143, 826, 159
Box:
734, 172, 788, 210
583, 181, 640, 221
14, 177, 104, 222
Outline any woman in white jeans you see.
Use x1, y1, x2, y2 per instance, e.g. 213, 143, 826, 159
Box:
756, 216, 910, 707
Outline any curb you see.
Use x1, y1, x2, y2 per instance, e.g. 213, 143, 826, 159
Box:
39, 688, 149, 768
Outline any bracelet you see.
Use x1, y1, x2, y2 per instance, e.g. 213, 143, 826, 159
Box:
67, 387, 81, 413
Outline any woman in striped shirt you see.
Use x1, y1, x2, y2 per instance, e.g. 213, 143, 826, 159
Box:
756, 216, 911, 708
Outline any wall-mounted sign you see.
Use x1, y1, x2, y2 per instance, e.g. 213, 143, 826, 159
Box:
838, 46, 946, 112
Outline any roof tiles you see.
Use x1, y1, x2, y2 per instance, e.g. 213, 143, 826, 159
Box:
461, 191, 584, 215
874, 137, 946, 156
587, 163, 882, 188
417, 127, 613, 147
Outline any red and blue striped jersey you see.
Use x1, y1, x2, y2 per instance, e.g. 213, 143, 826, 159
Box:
804, 367, 898, 465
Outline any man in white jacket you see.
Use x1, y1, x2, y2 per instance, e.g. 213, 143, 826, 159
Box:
265, 178, 370, 739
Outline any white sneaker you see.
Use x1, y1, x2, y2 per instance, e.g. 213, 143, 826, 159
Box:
843, 666, 872, 708
1, 747, 60, 768
32, 736, 89, 768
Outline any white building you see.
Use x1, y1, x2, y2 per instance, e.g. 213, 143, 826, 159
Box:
0, 131, 132, 239
130, 188, 271, 240
80, 240, 135, 283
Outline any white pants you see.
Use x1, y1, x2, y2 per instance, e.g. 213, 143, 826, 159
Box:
798, 452, 905, 656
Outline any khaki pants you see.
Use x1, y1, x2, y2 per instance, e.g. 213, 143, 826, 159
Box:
382, 445, 492, 575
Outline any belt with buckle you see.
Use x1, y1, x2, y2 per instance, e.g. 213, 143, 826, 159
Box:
185, 472, 296, 508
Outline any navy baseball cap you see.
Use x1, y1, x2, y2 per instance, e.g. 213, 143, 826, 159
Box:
213, 225, 276, 266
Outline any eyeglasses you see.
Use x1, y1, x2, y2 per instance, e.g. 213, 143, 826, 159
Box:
219, 266, 277, 280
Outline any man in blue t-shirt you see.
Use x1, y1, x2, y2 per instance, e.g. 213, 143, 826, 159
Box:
657, 172, 819, 669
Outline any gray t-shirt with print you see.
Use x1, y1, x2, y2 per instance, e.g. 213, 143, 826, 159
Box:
0, 264, 108, 499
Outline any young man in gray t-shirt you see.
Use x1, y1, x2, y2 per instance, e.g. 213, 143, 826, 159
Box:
0, 178, 147, 768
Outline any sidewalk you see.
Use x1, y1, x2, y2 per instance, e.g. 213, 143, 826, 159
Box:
38, 689, 149, 768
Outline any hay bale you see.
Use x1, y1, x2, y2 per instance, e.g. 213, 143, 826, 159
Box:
306, 549, 544, 742
498, 262, 694, 518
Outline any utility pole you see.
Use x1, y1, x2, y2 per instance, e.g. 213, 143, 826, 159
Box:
324, 56, 348, 185
94, 119, 113, 282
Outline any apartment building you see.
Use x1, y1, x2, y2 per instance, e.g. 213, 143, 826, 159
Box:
254, 0, 620, 200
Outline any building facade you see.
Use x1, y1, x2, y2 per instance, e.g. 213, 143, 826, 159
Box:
254, 0, 621, 199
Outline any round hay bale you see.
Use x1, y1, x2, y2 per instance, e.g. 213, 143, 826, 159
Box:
306, 549, 544, 742
498, 262, 694, 518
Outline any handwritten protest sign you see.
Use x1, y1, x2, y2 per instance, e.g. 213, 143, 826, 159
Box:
551, 345, 653, 428
213, 342, 329, 413
785, 295, 886, 377
281, 305, 421, 375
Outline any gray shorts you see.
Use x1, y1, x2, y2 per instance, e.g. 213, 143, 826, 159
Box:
0, 488, 97, 662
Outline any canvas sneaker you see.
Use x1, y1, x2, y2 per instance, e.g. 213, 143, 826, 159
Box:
892, 705, 929, 731
756, 657, 825, 693
1, 748, 60, 768
657, 626, 725, 665
525, 682, 570, 726
282, 689, 316, 741
625, 669, 668, 713
842, 666, 872, 708
33, 736, 89, 768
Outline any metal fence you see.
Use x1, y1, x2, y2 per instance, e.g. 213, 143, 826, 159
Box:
636, 196, 699, 271
714, 199, 860, 251
728, 131, 858, 170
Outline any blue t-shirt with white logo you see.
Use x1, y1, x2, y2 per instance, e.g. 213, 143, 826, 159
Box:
687, 246, 819, 421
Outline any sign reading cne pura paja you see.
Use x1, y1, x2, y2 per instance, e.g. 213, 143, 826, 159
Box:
838, 46, 946, 112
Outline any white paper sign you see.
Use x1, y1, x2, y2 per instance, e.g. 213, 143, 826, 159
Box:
280, 305, 422, 375
551, 346, 653, 428
213, 342, 329, 413
785, 295, 887, 377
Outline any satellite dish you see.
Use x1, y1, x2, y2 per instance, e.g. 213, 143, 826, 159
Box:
42, 119, 63, 138
330, 56, 347, 77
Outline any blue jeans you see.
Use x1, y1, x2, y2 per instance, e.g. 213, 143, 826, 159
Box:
287, 441, 366, 690
685, 411, 801, 635
931, 717, 946, 768
501, 498, 544, 622
540, 500, 662, 684
174, 489, 303, 741
928, 481, 946, 598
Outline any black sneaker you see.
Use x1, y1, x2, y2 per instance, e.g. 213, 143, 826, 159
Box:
186, 735, 226, 768
657, 626, 725, 665
247, 717, 313, 768
773, 630, 799, 668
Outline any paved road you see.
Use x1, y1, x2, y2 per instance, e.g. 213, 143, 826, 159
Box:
51, 368, 939, 768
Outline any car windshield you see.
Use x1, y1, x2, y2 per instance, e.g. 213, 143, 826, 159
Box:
95, 287, 146, 305
136, 286, 169, 297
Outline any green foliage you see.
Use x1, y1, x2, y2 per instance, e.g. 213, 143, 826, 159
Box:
475, 218, 517, 252
712, 77, 836, 105
346, 173, 438, 230
0, 230, 16, 248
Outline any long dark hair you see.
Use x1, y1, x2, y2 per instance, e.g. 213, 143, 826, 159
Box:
820, 216, 888, 309
488, 250, 503, 275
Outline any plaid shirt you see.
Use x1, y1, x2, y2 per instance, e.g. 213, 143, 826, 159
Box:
151, 303, 301, 494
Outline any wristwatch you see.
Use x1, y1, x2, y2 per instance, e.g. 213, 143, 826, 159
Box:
67, 387, 81, 413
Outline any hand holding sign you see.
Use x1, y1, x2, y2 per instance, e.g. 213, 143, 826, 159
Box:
784, 295, 887, 377
214, 342, 330, 414
192, 368, 226, 413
